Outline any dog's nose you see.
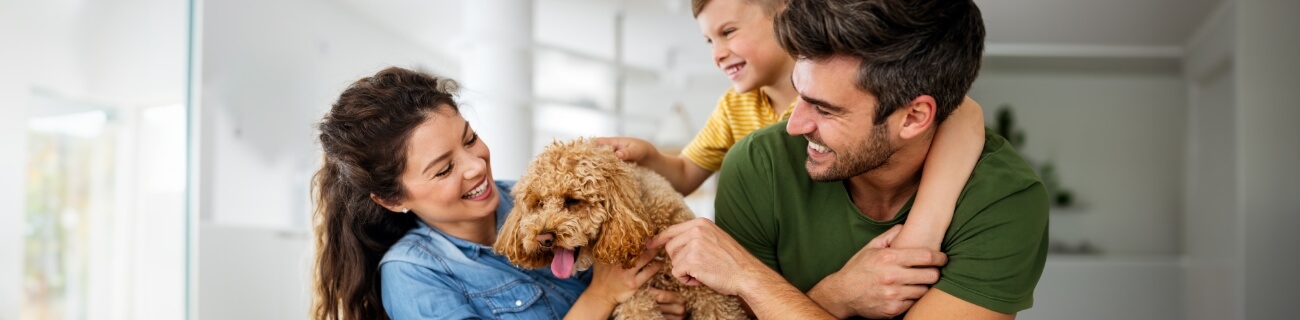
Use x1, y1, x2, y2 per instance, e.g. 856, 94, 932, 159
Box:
536, 232, 554, 248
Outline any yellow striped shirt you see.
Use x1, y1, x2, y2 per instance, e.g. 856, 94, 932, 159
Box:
682, 88, 795, 172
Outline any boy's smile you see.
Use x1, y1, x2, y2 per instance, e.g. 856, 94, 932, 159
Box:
696, 0, 793, 94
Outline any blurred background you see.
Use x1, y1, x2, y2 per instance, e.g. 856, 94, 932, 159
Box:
1, 0, 1296, 319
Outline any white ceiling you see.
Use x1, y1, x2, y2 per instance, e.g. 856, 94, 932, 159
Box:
333, 0, 1224, 76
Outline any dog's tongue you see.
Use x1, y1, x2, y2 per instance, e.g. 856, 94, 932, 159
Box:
551, 248, 575, 279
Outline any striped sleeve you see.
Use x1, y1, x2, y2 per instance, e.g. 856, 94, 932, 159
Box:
682, 88, 779, 172
681, 96, 735, 172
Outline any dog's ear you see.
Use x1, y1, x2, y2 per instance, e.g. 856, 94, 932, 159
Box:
592, 163, 653, 268
494, 196, 551, 269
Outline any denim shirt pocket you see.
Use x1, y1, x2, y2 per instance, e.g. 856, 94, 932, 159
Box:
472, 280, 552, 319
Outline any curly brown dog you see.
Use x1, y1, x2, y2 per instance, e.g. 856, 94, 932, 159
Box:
495, 138, 746, 319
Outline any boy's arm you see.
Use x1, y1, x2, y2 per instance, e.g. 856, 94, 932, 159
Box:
891, 96, 985, 250
593, 137, 715, 195
903, 182, 1050, 318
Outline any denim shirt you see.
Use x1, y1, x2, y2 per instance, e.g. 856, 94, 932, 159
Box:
380, 180, 591, 320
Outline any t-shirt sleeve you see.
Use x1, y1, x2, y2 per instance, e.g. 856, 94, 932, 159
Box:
681, 96, 736, 172
713, 136, 780, 271
380, 261, 484, 319
932, 182, 1050, 314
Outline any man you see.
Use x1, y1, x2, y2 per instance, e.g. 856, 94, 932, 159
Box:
648, 0, 1049, 319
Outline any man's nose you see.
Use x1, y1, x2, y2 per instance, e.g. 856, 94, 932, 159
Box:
786, 100, 814, 135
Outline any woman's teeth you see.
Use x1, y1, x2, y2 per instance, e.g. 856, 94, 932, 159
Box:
462, 181, 487, 199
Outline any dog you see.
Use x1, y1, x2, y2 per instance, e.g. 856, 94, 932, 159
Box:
495, 138, 746, 319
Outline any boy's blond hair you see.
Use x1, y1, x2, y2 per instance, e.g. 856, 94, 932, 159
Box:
691, 0, 782, 17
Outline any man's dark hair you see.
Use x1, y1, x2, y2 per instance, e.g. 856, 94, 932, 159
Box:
774, 0, 985, 125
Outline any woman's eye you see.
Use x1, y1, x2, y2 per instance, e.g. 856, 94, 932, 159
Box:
465, 133, 478, 146
434, 163, 453, 178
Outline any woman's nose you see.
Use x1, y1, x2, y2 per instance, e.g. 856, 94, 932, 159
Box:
462, 156, 486, 180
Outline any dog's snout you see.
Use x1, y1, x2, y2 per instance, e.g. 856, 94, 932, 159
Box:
536, 232, 555, 248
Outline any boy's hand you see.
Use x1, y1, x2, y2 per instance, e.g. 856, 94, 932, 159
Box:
808, 225, 948, 318
594, 137, 656, 164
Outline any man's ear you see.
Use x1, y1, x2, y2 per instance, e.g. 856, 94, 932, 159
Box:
370, 193, 406, 213
898, 95, 937, 140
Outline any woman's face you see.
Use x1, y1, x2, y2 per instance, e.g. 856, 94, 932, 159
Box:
392, 107, 498, 229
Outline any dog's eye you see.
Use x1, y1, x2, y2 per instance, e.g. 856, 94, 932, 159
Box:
563, 197, 580, 207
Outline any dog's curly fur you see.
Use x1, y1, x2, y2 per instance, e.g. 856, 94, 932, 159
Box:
495, 138, 746, 320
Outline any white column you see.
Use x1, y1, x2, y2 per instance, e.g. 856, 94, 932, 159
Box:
0, 66, 28, 320
1182, 2, 1240, 320
461, 0, 535, 179
0, 3, 30, 318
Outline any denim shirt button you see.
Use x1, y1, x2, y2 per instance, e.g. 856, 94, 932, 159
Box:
514, 300, 522, 307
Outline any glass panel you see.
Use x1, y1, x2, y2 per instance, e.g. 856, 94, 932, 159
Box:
6, 1, 191, 319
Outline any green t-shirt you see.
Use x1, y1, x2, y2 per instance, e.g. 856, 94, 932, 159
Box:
715, 122, 1049, 315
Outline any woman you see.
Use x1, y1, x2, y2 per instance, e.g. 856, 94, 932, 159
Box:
311, 67, 683, 319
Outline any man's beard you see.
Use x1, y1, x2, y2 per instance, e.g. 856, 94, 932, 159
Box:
807, 123, 894, 182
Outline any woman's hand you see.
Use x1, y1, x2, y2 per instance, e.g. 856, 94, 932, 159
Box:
586, 247, 664, 308
649, 288, 687, 320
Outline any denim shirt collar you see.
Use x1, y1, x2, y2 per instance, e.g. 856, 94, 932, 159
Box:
415, 180, 515, 261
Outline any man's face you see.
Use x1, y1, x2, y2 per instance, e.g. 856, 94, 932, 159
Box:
786, 56, 897, 181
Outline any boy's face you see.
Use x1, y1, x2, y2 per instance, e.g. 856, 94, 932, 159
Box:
697, 0, 792, 94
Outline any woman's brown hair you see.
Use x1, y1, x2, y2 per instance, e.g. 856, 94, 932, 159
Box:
311, 67, 460, 320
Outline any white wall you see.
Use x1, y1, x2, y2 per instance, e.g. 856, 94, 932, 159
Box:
197, 225, 312, 320
1019, 257, 1184, 320
198, 0, 458, 228
621, 72, 732, 146
194, 0, 458, 318
1237, 1, 1300, 318
969, 60, 1187, 256
1180, 1, 1300, 318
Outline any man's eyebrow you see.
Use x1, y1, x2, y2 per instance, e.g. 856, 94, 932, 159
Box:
800, 94, 844, 114
420, 120, 470, 175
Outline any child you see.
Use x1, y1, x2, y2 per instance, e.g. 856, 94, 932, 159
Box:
596, 0, 985, 250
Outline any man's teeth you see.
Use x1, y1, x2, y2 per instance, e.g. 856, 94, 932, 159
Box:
462, 181, 487, 199
809, 141, 830, 153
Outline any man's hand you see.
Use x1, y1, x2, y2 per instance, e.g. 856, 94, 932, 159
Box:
646, 218, 770, 296
809, 225, 948, 318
